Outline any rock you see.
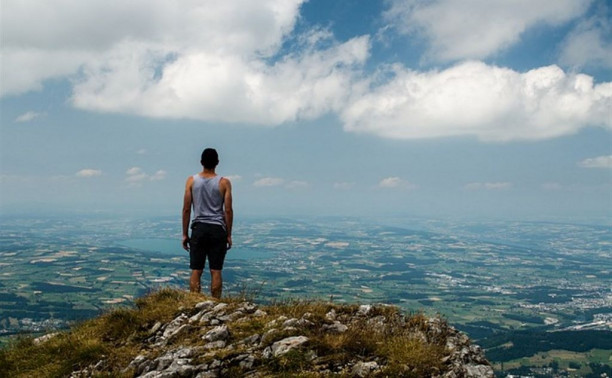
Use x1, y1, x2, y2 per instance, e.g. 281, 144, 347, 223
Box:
189, 310, 207, 323
357, 304, 372, 316
262, 347, 272, 359
178, 347, 197, 358
128, 354, 147, 374
140, 370, 164, 378
165, 324, 191, 343
195, 300, 216, 310
239, 355, 255, 370
162, 314, 188, 338
465, 364, 495, 377
168, 360, 195, 377
253, 309, 267, 317
218, 310, 244, 322
211, 303, 228, 313
270, 336, 309, 357
351, 361, 379, 377
265, 319, 278, 328
195, 371, 219, 378
203, 340, 226, 350
239, 334, 260, 346
282, 318, 299, 327
33, 332, 59, 345
203, 325, 229, 342
149, 322, 163, 335
297, 318, 314, 327
325, 309, 337, 321
322, 321, 348, 333
238, 302, 257, 313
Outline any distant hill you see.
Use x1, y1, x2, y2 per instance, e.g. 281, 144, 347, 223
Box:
0, 288, 493, 377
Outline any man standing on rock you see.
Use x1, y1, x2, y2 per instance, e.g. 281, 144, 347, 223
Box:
182, 148, 233, 297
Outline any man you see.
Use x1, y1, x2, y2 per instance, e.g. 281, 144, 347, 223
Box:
182, 148, 233, 297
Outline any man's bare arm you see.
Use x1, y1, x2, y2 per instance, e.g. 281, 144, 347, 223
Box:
182, 176, 194, 251
221, 177, 233, 250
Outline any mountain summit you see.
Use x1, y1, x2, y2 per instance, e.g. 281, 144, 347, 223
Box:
1, 289, 493, 377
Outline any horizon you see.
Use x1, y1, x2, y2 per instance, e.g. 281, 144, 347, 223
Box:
1, 0, 611, 221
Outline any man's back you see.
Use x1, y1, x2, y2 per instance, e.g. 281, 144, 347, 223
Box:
191, 174, 225, 229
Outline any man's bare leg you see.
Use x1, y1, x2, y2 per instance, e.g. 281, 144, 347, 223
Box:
210, 269, 223, 298
190, 269, 203, 293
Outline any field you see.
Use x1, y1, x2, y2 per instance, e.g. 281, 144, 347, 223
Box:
1, 215, 610, 376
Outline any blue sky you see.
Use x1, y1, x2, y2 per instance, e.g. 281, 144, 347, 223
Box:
1, 0, 611, 221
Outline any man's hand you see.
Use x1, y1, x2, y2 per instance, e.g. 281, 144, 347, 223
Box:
182, 235, 190, 251
227, 235, 232, 251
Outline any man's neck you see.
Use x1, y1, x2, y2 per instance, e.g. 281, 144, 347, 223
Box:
201, 168, 216, 177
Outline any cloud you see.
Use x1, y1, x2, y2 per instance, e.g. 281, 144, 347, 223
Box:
253, 177, 285, 187
464, 182, 512, 190
384, 0, 590, 62
15, 111, 45, 123
1, 0, 369, 126
252, 177, 309, 189
1, 0, 303, 95
559, 3, 612, 70
378, 177, 416, 189
224, 175, 242, 182
578, 155, 612, 168
70, 34, 369, 124
75, 169, 102, 178
149, 170, 167, 181
342, 62, 612, 142
125, 166, 166, 184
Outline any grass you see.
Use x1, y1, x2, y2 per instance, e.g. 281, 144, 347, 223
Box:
0, 288, 456, 377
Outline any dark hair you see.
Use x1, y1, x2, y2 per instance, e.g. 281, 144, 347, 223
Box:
201, 148, 219, 169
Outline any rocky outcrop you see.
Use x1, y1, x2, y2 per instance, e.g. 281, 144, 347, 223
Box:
69, 299, 494, 377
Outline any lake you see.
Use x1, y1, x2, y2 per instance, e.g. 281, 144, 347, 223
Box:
118, 238, 270, 260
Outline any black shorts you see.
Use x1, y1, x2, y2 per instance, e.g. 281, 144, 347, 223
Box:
189, 223, 227, 270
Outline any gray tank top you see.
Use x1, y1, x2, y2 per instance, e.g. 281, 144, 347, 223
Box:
191, 174, 225, 229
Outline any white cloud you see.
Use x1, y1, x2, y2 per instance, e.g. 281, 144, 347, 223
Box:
384, 0, 590, 62
578, 155, 612, 168
559, 5, 612, 70
126, 167, 144, 176
465, 182, 512, 190
125, 166, 166, 184
378, 177, 416, 189
15, 111, 44, 123
224, 175, 242, 182
149, 170, 167, 181
1, 0, 304, 95
1, 0, 369, 126
136, 149, 147, 155
70, 35, 369, 124
76, 169, 102, 178
253, 177, 285, 187
342, 62, 612, 142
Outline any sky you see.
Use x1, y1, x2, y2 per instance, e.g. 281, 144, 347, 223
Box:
1, 0, 611, 222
